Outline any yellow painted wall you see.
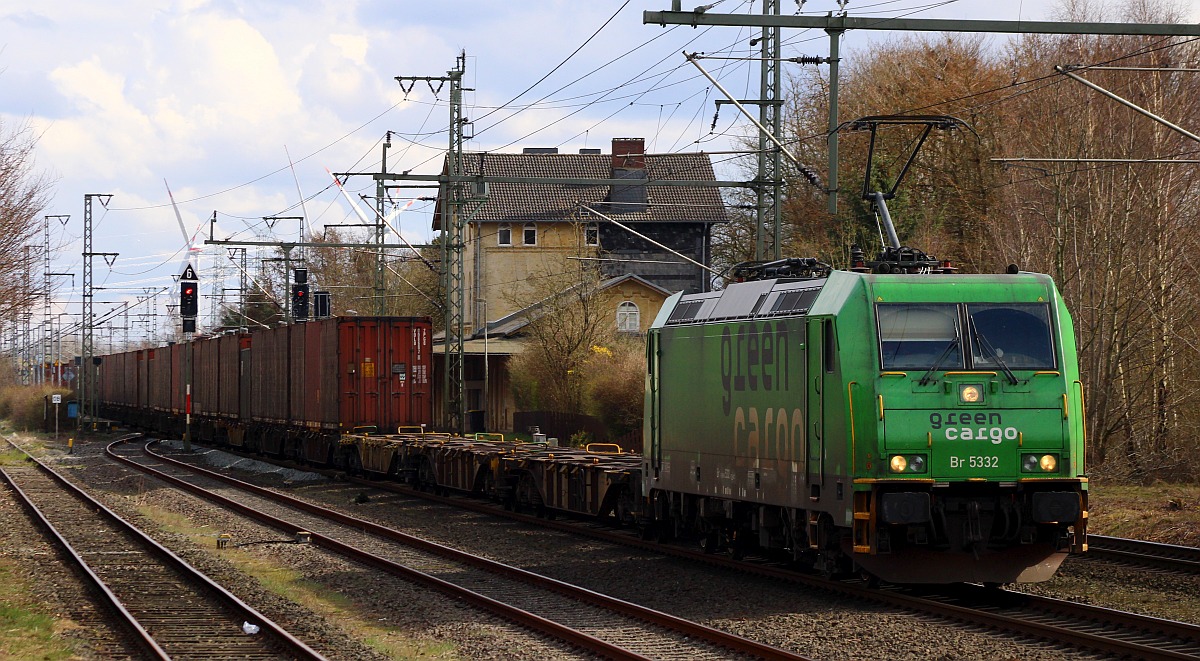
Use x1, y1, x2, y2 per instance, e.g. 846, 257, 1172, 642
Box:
468, 220, 599, 326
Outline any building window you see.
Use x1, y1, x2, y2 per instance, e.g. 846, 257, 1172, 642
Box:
585, 223, 598, 246
523, 222, 537, 246
497, 223, 511, 246
617, 301, 640, 333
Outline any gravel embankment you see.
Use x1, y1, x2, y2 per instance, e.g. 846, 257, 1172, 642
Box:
4, 432, 1126, 659
155, 440, 1094, 660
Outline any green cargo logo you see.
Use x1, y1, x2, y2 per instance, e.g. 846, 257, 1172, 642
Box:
929, 411, 1018, 445
733, 406, 803, 460
720, 322, 792, 415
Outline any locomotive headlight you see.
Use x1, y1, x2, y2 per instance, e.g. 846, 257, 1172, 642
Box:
1022, 453, 1059, 473
888, 454, 928, 473
959, 384, 984, 404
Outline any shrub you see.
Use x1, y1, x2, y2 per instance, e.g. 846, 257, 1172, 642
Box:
0, 385, 72, 431
584, 337, 645, 438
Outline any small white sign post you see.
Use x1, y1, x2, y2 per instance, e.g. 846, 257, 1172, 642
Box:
51, 393, 62, 440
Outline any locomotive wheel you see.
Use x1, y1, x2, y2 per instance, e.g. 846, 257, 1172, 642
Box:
699, 530, 719, 554
860, 568, 881, 589
729, 533, 745, 561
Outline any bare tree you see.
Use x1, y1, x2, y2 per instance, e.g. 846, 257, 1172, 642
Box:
749, 0, 1200, 480
507, 261, 613, 414
997, 0, 1200, 480
0, 118, 53, 326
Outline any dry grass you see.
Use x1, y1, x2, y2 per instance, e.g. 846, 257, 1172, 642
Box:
135, 503, 458, 659
1087, 481, 1200, 546
0, 385, 72, 432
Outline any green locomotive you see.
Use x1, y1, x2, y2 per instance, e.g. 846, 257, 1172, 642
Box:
643, 116, 1087, 584
643, 265, 1088, 583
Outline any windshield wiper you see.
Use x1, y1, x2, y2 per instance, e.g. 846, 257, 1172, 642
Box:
968, 315, 1019, 385
919, 337, 960, 386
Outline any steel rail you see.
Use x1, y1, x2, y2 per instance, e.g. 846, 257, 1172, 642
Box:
1, 434, 326, 660
111, 441, 634, 660
318, 455, 1200, 660
1, 435, 169, 660
114, 439, 806, 661
129, 437, 1200, 660
1087, 534, 1200, 573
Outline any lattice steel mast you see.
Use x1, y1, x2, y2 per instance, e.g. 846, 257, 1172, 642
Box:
80, 193, 112, 427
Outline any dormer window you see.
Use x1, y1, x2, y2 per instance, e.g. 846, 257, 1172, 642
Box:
523, 222, 537, 246
585, 223, 598, 246
498, 223, 512, 246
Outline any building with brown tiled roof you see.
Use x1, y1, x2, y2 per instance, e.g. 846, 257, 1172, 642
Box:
434, 137, 729, 330
430, 137, 728, 434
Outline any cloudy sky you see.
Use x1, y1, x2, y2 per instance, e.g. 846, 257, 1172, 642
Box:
3, 0, 1198, 345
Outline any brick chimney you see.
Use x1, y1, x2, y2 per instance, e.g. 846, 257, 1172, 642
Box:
611, 138, 645, 169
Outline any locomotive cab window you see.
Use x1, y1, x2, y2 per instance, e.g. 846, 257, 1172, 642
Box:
877, 302, 1056, 372
967, 303, 1055, 370
877, 304, 962, 371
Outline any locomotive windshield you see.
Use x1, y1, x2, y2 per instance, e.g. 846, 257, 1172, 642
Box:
878, 302, 1056, 371
878, 304, 962, 370
966, 303, 1056, 370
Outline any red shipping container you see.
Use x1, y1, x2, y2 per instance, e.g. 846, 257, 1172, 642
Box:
216, 333, 248, 419
148, 347, 171, 411
284, 317, 344, 430
193, 337, 219, 417
336, 317, 432, 433
170, 342, 186, 414
249, 324, 289, 424
136, 349, 148, 409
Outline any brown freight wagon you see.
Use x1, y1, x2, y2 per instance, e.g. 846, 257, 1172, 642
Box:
239, 317, 433, 460
147, 346, 171, 412
96, 350, 124, 407
94, 317, 432, 457
188, 331, 249, 421
218, 333, 249, 419
193, 335, 219, 419
95, 348, 153, 428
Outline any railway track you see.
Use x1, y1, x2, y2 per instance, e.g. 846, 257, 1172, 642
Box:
424, 491, 1200, 659
129, 438, 1200, 659
0, 435, 325, 661
1087, 534, 1200, 573
322, 454, 1200, 659
111, 437, 809, 661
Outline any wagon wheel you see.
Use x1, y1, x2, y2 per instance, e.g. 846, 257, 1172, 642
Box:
481, 470, 498, 502
514, 472, 545, 516
416, 458, 438, 492
652, 492, 674, 542
346, 447, 364, 477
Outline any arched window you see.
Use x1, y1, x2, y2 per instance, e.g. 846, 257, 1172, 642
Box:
585, 222, 599, 246
617, 301, 640, 332
497, 223, 512, 246
523, 222, 537, 246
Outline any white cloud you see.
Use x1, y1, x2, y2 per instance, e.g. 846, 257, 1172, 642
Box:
8, 0, 1200, 338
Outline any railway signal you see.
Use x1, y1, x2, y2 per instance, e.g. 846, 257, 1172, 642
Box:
291, 283, 309, 320
180, 281, 198, 318
292, 267, 309, 321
